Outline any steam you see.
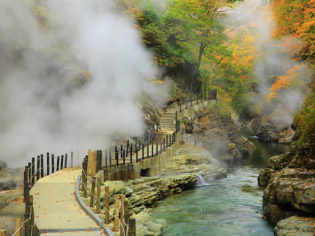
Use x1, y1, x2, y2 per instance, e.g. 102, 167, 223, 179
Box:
225, 0, 312, 129
0, 0, 167, 167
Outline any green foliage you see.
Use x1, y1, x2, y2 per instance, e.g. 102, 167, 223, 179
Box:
134, 0, 228, 93
292, 92, 315, 147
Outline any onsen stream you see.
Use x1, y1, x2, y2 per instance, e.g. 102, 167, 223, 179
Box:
151, 139, 288, 236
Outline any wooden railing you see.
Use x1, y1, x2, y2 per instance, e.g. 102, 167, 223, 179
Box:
79, 89, 217, 235
82, 89, 217, 176
20, 89, 217, 236
22, 152, 73, 236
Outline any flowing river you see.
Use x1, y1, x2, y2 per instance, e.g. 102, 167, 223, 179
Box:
151, 139, 288, 236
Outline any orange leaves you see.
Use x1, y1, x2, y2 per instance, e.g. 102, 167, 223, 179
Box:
268, 75, 291, 100
272, 0, 314, 60
267, 63, 308, 101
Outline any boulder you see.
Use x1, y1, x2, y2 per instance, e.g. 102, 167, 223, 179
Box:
274, 216, 315, 236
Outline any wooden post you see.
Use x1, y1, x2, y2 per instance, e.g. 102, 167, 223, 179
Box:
105, 150, 108, 168
142, 144, 144, 159
27, 162, 31, 188
14, 217, 22, 236
115, 146, 119, 166
29, 196, 34, 234
156, 143, 158, 156
24, 198, 30, 236
87, 149, 91, 176
96, 178, 101, 213
126, 140, 130, 157
65, 153, 68, 168
91, 151, 97, 177
36, 156, 40, 181
82, 161, 87, 197
151, 142, 154, 157
97, 150, 102, 172
90, 176, 96, 207
57, 156, 60, 171
123, 149, 126, 165
25, 195, 34, 236
0, 230, 7, 236
47, 152, 50, 176
51, 154, 55, 173
136, 144, 138, 163
129, 218, 136, 236
166, 135, 168, 147
71, 151, 74, 168
120, 145, 123, 159
40, 154, 44, 177
105, 186, 110, 224
113, 195, 120, 232
147, 144, 149, 158
130, 145, 133, 164
31, 158, 35, 185
109, 150, 112, 167
124, 200, 130, 236
120, 195, 126, 236
23, 167, 28, 203
61, 155, 64, 170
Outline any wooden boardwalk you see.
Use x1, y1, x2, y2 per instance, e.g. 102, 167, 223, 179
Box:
30, 168, 104, 235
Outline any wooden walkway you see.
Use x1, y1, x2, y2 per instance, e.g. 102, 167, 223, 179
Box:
30, 168, 104, 235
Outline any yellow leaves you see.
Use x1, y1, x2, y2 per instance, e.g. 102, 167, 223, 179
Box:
155, 79, 164, 84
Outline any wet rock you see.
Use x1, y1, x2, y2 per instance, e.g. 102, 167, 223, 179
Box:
126, 174, 196, 213
267, 153, 291, 170
241, 184, 260, 196
188, 112, 255, 164
253, 118, 294, 144
274, 216, 315, 236
0, 178, 16, 191
103, 181, 133, 196
134, 211, 167, 236
259, 142, 315, 225
0, 167, 23, 191
258, 168, 275, 187
161, 144, 227, 181
0, 190, 22, 210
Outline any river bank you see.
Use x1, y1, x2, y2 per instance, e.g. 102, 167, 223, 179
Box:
81, 108, 259, 235
258, 137, 315, 235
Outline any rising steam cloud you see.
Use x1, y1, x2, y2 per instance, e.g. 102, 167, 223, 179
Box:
0, 0, 167, 167
225, 0, 312, 129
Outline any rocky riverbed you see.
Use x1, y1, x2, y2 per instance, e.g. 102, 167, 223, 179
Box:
85, 109, 257, 235
184, 109, 256, 164
83, 142, 228, 235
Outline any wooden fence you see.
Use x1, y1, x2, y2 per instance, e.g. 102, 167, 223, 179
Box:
79, 89, 217, 235
20, 89, 217, 236
83, 89, 217, 178
22, 151, 73, 236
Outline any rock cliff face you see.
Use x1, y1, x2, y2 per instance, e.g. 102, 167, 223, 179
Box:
258, 139, 315, 234
188, 112, 255, 164
245, 116, 294, 144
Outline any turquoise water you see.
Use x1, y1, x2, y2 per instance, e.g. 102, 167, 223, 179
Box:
151, 140, 288, 236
